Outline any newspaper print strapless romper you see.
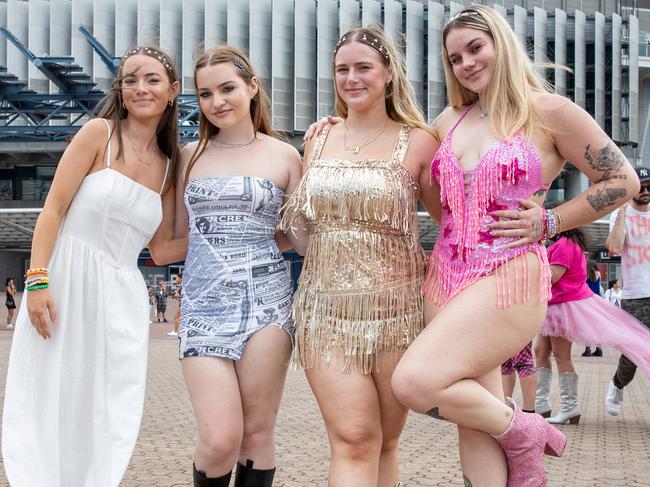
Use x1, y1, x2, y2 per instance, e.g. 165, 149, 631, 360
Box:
179, 176, 294, 360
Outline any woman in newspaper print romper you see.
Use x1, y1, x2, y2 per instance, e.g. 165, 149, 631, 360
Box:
175, 46, 303, 487
181, 176, 293, 360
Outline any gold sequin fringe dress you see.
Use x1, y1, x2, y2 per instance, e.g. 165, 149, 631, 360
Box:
281, 124, 426, 374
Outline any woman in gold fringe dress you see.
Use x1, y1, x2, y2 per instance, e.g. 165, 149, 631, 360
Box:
281, 27, 438, 486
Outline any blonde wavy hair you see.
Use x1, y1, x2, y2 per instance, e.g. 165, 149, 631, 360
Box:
442, 5, 552, 139
184, 45, 276, 185
332, 26, 429, 132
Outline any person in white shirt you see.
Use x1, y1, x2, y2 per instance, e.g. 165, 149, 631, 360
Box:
604, 166, 650, 415
604, 279, 623, 307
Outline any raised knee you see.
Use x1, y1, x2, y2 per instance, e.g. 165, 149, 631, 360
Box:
199, 427, 242, 463
392, 365, 442, 411
331, 425, 382, 462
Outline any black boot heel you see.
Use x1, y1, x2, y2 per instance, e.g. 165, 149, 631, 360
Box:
193, 463, 232, 487
234, 459, 276, 487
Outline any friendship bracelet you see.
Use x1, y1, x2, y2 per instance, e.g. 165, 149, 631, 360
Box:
26, 267, 49, 276
540, 207, 547, 242
26, 284, 49, 291
25, 278, 49, 287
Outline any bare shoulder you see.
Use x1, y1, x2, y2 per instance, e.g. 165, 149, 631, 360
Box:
179, 140, 200, 161
180, 140, 200, 156
77, 117, 110, 143
177, 141, 200, 173
431, 105, 465, 140
263, 135, 301, 158
409, 127, 438, 155
533, 92, 578, 124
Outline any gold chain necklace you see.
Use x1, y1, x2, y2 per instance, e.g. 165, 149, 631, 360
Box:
125, 135, 158, 166
344, 119, 389, 154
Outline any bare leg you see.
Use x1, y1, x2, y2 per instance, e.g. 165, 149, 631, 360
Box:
457, 368, 508, 487
392, 254, 547, 434
235, 325, 292, 469
373, 352, 409, 487
519, 374, 537, 411
550, 337, 575, 373
182, 356, 243, 476
501, 373, 516, 399
422, 291, 507, 487
305, 358, 383, 486
534, 335, 552, 369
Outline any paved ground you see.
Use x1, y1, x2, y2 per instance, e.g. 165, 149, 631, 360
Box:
1, 294, 649, 486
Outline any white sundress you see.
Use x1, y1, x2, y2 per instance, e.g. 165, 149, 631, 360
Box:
2, 120, 167, 487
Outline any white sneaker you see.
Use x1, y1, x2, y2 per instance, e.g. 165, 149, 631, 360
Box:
606, 380, 624, 416
6, 324, 13, 330
166, 331, 178, 336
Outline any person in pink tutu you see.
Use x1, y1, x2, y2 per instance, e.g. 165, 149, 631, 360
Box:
534, 224, 650, 425
533, 227, 589, 424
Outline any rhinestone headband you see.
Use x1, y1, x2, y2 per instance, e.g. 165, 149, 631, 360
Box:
123, 47, 174, 76
445, 10, 481, 27
335, 32, 390, 62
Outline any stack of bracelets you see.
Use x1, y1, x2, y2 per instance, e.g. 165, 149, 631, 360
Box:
25, 268, 49, 291
541, 207, 562, 241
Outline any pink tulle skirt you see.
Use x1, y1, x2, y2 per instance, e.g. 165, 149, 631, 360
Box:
541, 295, 650, 377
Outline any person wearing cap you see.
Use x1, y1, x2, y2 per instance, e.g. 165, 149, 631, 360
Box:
605, 166, 650, 415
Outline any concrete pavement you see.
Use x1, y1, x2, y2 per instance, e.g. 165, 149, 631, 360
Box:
0, 295, 649, 486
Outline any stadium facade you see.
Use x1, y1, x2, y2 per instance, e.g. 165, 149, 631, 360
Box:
1, 0, 650, 287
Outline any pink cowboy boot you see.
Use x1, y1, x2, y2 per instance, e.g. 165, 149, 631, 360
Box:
493, 399, 566, 487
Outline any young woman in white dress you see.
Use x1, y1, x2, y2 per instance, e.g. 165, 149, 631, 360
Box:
2, 46, 187, 487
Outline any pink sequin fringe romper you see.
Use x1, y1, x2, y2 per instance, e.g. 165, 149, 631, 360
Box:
424, 103, 552, 308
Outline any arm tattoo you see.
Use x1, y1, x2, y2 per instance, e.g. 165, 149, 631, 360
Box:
533, 189, 547, 198
425, 407, 447, 421
586, 181, 627, 212
583, 142, 629, 212
583, 142, 626, 181
463, 474, 473, 486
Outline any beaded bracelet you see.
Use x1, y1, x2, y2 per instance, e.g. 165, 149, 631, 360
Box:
25, 277, 49, 288
545, 209, 559, 239
26, 284, 49, 291
26, 267, 49, 277
540, 207, 547, 241
554, 208, 563, 233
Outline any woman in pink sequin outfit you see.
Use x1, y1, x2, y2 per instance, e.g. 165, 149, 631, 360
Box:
391, 5, 639, 487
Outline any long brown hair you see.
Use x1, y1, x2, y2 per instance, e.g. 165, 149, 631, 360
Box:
332, 26, 429, 132
183, 45, 275, 185
94, 46, 180, 191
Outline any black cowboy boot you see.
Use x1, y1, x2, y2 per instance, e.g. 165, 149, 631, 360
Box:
193, 463, 232, 487
234, 459, 275, 487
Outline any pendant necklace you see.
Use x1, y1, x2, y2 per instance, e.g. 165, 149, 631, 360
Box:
126, 135, 158, 166
477, 101, 489, 119
344, 119, 389, 154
